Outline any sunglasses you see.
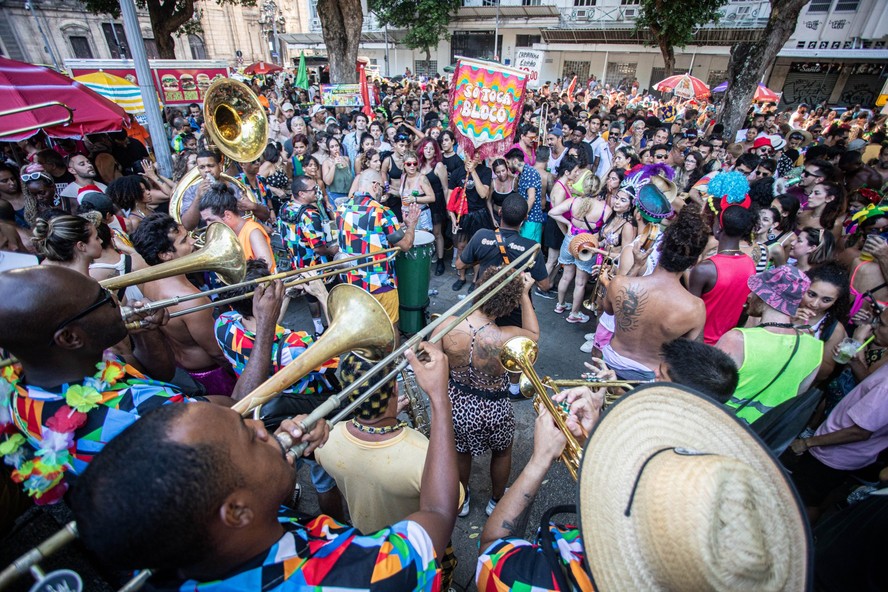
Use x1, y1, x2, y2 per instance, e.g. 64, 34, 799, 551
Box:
51, 287, 117, 346
801, 170, 817, 178
404, 161, 418, 167
654, 154, 668, 160
21, 172, 49, 183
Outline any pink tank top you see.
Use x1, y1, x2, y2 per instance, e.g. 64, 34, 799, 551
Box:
701, 254, 756, 345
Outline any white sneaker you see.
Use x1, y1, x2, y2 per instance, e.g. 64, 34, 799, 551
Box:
584, 332, 596, 341
566, 312, 590, 323
580, 340, 596, 353
485, 487, 509, 516
459, 488, 471, 517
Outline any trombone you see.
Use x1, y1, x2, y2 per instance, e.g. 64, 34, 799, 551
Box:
517, 373, 643, 408
273, 244, 542, 456
126, 247, 400, 320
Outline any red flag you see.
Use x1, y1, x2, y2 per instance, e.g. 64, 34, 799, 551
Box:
357, 62, 373, 118
567, 76, 577, 102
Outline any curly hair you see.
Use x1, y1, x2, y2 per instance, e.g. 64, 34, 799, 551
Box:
172, 150, 197, 183
132, 213, 180, 266
477, 265, 525, 319
659, 203, 709, 273
805, 263, 850, 329
106, 175, 148, 211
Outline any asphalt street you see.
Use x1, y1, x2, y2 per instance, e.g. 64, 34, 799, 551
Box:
0, 257, 591, 592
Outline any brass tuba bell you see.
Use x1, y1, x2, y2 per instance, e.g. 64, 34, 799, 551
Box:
202, 78, 269, 164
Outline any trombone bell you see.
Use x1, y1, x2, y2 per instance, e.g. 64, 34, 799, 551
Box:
100, 222, 246, 291
231, 284, 395, 417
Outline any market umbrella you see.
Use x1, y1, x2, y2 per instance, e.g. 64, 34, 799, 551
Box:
73, 71, 152, 116
711, 81, 781, 102
0, 57, 129, 141
652, 74, 710, 99
244, 61, 283, 75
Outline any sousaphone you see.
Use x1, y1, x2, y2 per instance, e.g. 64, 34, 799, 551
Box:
169, 78, 269, 225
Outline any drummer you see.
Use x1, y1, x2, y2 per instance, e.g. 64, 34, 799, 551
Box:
336, 171, 420, 327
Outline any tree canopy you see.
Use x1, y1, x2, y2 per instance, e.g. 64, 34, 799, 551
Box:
82, 0, 255, 59
370, 0, 461, 63
635, 0, 727, 77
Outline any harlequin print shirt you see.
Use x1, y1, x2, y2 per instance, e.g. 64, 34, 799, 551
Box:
278, 201, 331, 268
214, 312, 338, 395
153, 510, 441, 591
476, 523, 595, 592
0, 357, 187, 504
337, 193, 400, 293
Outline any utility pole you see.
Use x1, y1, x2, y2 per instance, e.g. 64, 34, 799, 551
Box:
493, 0, 500, 62
118, 0, 173, 177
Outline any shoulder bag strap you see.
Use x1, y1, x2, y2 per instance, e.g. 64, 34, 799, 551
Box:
734, 329, 801, 414
538, 504, 580, 592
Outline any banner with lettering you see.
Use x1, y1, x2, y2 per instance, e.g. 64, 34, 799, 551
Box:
320, 83, 363, 107
448, 57, 529, 160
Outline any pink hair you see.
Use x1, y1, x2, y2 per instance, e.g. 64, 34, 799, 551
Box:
417, 137, 441, 169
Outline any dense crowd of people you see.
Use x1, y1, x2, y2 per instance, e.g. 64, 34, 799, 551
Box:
1, 69, 888, 591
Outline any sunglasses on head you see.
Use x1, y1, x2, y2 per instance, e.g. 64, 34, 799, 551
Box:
21, 172, 48, 183
395, 134, 410, 142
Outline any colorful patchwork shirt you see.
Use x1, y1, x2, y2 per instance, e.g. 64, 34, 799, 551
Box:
278, 201, 331, 269
214, 312, 338, 395
476, 523, 595, 592
336, 193, 400, 293
0, 356, 187, 504
153, 510, 441, 591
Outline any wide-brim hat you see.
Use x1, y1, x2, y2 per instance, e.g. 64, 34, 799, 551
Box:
784, 129, 813, 147
580, 384, 811, 592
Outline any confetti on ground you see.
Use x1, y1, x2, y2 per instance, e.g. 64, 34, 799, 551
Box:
468, 533, 479, 539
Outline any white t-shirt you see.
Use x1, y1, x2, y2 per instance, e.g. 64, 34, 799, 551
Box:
61, 181, 107, 201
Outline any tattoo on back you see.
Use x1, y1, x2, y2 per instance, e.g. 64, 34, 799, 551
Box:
615, 284, 648, 333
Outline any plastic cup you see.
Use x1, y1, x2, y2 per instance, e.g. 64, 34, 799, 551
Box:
833, 338, 862, 364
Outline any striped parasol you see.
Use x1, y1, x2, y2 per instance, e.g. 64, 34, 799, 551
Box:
73, 71, 148, 115
652, 74, 710, 99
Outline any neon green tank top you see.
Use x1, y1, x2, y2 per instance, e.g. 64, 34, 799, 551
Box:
726, 328, 822, 424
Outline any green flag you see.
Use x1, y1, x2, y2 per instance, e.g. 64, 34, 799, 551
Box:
295, 51, 309, 90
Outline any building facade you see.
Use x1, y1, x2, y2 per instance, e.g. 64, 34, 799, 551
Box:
0, 0, 307, 69
282, 0, 888, 108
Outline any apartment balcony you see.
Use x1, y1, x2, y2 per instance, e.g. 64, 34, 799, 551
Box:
545, 1, 770, 46
456, 0, 560, 19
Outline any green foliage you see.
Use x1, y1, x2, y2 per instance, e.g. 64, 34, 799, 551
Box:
81, 0, 254, 39
370, 0, 461, 59
635, 0, 727, 49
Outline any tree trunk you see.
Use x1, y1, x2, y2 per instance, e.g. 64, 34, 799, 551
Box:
717, 0, 808, 139
317, 0, 363, 84
147, 0, 194, 59
662, 44, 675, 78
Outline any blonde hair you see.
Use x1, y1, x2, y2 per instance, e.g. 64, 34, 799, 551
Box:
32, 214, 95, 262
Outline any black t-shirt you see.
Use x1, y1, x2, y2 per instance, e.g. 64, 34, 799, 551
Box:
52, 171, 75, 197
460, 227, 547, 281
111, 139, 149, 174
461, 227, 547, 327
450, 164, 492, 212
442, 153, 465, 189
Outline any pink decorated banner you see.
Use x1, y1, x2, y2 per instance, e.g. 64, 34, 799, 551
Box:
448, 58, 528, 160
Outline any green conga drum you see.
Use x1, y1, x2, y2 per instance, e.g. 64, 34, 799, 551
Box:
396, 230, 434, 334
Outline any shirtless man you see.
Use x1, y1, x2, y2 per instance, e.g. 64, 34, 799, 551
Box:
603, 205, 709, 380
132, 213, 239, 396
839, 150, 884, 193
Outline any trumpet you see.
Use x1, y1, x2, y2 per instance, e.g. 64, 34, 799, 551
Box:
518, 373, 643, 408
274, 245, 542, 458
500, 336, 583, 480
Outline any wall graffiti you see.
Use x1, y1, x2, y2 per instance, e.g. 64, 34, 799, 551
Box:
781, 76, 836, 107
839, 80, 880, 107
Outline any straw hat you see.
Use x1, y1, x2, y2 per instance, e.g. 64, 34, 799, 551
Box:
579, 384, 810, 592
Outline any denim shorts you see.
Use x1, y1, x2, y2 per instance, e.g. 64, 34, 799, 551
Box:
297, 457, 337, 493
